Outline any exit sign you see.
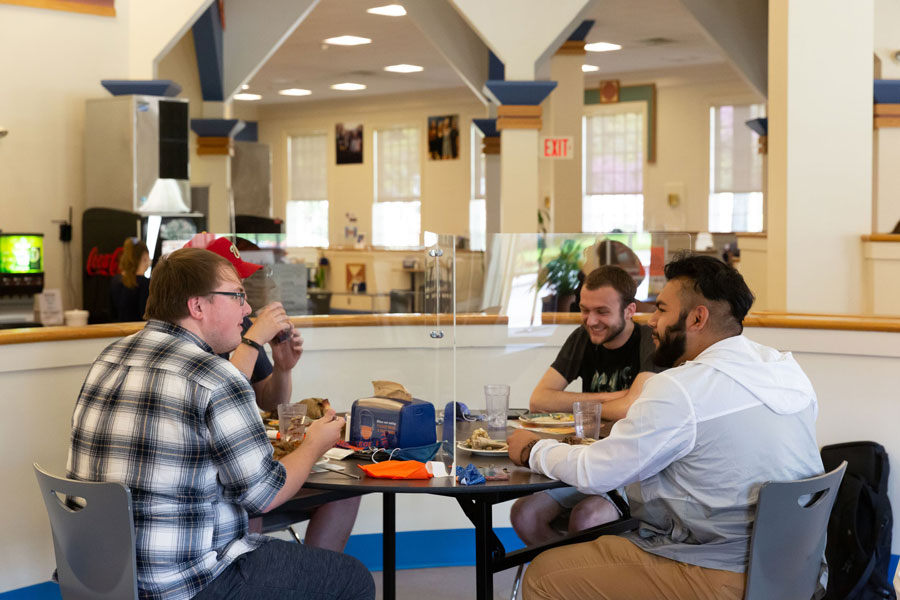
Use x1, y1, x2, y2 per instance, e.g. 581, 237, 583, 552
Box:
541, 136, 574, 159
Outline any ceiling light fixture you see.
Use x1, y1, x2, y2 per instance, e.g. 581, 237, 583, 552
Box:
234, 93, 262, 101
323, 35, 372, 46
384, 64, 424, 73
585, 42, 622, 52
278, 88, 312, 96
241, 84, 249, 90
367, 4, 406, 16
582, 65, 600, 72
331, 83, 367, 91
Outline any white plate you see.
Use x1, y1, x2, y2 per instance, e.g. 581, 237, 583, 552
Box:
457, 442, 509, 457
518, 413, 575, 427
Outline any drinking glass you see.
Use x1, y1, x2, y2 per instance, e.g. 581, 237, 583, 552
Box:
573, 401, 601, 439
484, 384, 510, 430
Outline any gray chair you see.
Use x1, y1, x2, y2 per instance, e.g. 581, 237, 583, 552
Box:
33, 464, 138, 600
744, 461, 847, 600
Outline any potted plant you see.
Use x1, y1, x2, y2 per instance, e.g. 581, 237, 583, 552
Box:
538, 239, 583, 312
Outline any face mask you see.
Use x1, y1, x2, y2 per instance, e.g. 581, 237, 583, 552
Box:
372, 441, 442, 463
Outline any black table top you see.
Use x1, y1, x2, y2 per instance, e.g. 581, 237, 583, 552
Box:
303, 419, 569, 496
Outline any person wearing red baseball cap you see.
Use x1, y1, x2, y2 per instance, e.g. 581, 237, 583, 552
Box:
186, 236, 361, 554
184, 235, 299, 411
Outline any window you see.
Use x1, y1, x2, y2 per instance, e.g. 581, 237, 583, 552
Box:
470, 124, 486, 251
286, 134, 329, 247
709, 104, 765, 232
373, 126, 421, 247
582, 106, 644, 232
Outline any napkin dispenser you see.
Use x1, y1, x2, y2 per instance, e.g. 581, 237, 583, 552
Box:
349, 396, 436, 449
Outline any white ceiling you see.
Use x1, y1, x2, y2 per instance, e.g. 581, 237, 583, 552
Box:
244, 0, 730, 106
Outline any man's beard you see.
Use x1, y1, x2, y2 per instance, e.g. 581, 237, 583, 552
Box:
652, 311, 689, 368
586, 313, 627, 345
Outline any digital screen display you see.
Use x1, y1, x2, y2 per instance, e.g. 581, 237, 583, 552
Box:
0, 234, 43, 274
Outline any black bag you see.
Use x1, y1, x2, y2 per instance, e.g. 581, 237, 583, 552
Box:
821, 441, 896, 600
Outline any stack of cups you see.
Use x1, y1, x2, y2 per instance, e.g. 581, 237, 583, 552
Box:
484, 384, 510, 436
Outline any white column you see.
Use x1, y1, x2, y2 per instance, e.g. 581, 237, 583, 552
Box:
767, 0, 873, 313
452, 0, 590, 233
545, 48, 584, 234
485, 152, 501, 237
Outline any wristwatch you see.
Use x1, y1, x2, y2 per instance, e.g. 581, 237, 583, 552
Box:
240, 336, 263, 352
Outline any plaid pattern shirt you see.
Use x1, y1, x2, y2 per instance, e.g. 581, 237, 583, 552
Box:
67, 320, 286, 600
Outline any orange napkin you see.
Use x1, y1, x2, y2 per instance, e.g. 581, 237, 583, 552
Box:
358, 460, 433, 480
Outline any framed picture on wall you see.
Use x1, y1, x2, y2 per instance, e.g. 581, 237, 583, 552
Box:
346, 263, 366, 292
336, 123, 363, 164
428, 115, 459, 160
0, 0, 115, 16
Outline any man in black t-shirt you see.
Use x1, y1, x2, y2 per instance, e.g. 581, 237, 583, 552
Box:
511, 266, 660, 546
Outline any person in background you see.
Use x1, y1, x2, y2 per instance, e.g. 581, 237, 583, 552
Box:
510, 266, 660, 547
511, 254, 823, 600
188, 234, 361, 552
68, 248, 374, 600
108, 237, 150, 322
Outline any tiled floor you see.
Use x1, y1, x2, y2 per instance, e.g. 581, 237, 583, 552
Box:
373, 565, 524, 600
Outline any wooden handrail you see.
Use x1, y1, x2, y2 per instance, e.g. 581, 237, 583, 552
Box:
0, 313, 508, 346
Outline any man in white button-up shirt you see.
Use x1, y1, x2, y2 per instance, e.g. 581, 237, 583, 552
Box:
509, 254, 823, 600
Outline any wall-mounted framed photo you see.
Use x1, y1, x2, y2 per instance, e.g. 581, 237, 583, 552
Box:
336, 122, 363, 165
427, 115, 459, 160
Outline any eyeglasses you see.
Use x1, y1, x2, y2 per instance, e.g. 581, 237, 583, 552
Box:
208, 291, 246, 306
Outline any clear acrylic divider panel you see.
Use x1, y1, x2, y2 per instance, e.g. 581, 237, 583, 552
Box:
454, 232, 692, 478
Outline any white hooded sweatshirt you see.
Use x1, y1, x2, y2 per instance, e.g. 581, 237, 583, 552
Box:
529, 334, 824, 572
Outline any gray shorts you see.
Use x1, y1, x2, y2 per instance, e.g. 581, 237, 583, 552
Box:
543, 486, 627, 516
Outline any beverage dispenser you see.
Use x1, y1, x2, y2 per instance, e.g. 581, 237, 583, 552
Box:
0, 233, 43, 327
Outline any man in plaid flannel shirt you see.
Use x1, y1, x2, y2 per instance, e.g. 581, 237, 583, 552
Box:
67, 248, 374, 600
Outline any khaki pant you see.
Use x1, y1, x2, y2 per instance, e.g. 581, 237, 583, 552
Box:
523, 535, 746, 600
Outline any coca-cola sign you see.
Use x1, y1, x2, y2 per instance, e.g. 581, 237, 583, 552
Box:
85, 246, 123, 277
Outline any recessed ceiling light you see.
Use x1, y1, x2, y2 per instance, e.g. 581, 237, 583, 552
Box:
234, 93, 261, 101
581, 65, 600, 72
323, 35, 372, 46
331, 83, 367, 91
585, 42, 622, 52
384, 64, 424, 73
279, 88, 312, 96
241, 84, 249, 90
367, 4, 406, 16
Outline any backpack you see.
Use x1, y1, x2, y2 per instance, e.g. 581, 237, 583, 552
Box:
821, 441, 895, 600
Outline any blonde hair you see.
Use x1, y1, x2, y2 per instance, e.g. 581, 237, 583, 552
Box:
119, 238, 149, 289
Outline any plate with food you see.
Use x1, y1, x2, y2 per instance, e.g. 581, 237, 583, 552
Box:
458, 427, 509, 456
518, 412, 575, 427
457, 442, 509, 457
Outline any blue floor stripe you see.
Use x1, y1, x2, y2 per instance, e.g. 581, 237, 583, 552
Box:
0, 582, 60, 600
343, 527, 526, 571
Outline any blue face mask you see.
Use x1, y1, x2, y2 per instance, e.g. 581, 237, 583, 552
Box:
372, 442, 442, 463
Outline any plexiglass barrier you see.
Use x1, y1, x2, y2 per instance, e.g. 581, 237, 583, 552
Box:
159, 232, 705, 480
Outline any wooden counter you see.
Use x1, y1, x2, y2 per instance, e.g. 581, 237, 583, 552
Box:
6, 309, 900, 346
0, 313, 508, 346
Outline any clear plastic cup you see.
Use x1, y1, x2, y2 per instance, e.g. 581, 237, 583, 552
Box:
484, 384, 510, 431
573, 401, 602, 439
278, 402, 308, 442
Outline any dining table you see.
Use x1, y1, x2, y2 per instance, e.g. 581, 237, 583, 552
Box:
293, 417, 635, 600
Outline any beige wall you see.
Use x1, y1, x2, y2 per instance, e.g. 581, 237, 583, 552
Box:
0, 0, 209, 311
643, 75, 763, 232
0, 3, 133, 310
256, 88, 486, 245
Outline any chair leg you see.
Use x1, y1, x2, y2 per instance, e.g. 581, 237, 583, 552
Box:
510, 564, 525, 600
287, 525, 303, 544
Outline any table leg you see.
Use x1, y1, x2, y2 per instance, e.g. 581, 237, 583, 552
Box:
383, 492, 396, 600
472, 498, 493, 600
